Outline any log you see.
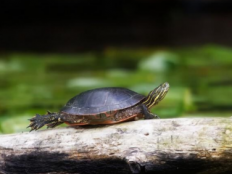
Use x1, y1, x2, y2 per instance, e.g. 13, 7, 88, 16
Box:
0, 117, 232, 174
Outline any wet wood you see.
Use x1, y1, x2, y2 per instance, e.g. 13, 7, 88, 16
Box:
0, 117, 232, 174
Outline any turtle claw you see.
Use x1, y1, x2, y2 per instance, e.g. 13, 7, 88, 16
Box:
27, 122, 36, 128
30, 127, 36, 132
28, 122, 38, 132
36, 123, 44, 130
28, 117, 35, 121
28, 114, 40, 121
29, 124, 36, 132
27, 114, 45, 132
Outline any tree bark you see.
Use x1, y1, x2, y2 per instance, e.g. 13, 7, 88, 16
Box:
0, 117, 232, 174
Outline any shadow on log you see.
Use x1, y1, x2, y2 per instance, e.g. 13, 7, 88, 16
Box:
0, 118, 232, 174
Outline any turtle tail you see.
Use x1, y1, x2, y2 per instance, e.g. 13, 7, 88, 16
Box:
27, 111, 60, 131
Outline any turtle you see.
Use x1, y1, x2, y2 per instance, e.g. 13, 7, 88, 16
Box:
27, 82, 169, 131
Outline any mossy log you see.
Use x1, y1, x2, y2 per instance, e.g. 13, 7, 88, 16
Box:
0, 117, 232, 174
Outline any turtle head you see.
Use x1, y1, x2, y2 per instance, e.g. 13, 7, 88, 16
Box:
143, 82, 169, 109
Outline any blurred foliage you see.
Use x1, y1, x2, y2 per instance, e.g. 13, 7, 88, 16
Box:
0, 45, 232, 134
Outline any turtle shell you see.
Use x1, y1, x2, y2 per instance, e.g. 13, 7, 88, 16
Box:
60, 87, 145, 115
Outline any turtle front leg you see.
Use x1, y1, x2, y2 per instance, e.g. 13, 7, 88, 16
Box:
147, 113, 160, 119
141, 104, 160, 119
46, 121, 64, 129
46, 115, 64, 129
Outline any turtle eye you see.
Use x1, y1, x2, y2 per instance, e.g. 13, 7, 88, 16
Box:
162, 82, 169, 90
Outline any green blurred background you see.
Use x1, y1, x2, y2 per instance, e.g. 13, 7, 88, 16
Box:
1, 1, 232, 134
